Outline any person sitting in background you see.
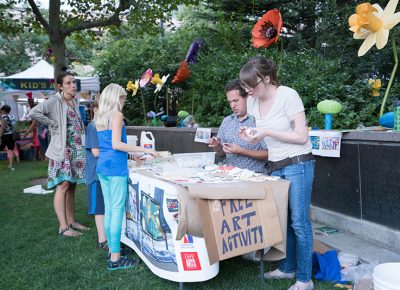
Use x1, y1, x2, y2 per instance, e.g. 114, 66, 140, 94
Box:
0, 105, 17, 170
22, 119, 40, 161
38, 123, 50, 160
208, 79, 268, 173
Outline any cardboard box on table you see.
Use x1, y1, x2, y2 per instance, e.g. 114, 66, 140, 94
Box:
178, 179, 290, 265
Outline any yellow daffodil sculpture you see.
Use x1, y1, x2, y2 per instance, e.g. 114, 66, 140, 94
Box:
126, 78, 146, 122
349, 0, 400, 117
151, 73, 170, 115
126, 80, 139, 96
368, 78, 382, 96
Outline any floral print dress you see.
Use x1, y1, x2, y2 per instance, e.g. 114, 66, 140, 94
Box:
48, 107, 86, 189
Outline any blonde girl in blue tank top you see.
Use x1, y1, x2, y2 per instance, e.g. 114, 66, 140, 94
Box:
95, 83, 158, 271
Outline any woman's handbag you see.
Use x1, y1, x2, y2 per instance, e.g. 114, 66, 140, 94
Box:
12, 130, 21, 141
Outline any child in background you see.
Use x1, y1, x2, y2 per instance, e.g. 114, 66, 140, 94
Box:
85, 101, 107, 251
95, 83, 158, 271
23, 119, 40, 160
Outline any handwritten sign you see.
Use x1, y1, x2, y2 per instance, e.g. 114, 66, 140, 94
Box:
219, 200, 263, 255
198, 198, 270, 264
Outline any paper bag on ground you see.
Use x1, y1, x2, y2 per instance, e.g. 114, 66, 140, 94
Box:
197, 183, 284, 265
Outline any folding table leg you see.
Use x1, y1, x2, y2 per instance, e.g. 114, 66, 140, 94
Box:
179, 282, 184, 290
259, 248, 264, 283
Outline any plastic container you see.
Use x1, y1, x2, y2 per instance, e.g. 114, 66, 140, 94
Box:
338, 252, 359, 268
140, 131, 155, 149
173, 152, 216, 168
126, 135, 138, 146
373, 263, 400, 290
394, 100, 400, 131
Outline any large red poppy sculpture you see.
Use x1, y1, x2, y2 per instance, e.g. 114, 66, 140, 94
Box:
172, 61, 190, 84
252, 9, 283, 48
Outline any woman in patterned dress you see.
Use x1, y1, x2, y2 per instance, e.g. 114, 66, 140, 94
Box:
30, 73, 88, 237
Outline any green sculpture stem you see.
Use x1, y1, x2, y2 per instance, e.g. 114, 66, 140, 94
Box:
153, 94, 158, 114
380, 37, 398, 117
277, 38, 284, 77
191, 88, 195, 115
140, 89, 146, 122
165, 86, 169, 115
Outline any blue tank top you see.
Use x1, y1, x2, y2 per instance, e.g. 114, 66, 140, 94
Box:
96, 124, 128, 176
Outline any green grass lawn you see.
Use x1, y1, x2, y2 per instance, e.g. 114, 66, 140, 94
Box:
0, 160, 336, 290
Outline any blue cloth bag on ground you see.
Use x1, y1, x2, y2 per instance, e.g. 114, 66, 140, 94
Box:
312, 250, 342, 282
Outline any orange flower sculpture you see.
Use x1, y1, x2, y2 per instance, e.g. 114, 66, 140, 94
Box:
252, 9, 283, 48
172, 61, 190, 84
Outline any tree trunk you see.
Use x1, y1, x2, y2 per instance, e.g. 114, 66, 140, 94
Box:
49, 34, 67, 79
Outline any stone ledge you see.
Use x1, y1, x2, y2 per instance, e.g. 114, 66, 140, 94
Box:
311, 205, 400, 252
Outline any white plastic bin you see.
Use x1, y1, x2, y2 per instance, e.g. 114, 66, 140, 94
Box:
173, 152, 216, 168
127, 135, 138, 146
373, 263, 400, 290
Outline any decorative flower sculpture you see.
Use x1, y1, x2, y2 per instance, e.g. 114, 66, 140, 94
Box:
172, 61, 190, 84
368, 78, 382, 97
317, 100, 343, 130
349, 1, 400, 56
127, 77, 146, 122
349, 0, 400, 117
147, 110, 162, 126
126, 80, 139, 96
185, 39, 204, 64
151, 73, 170, 115
151, 73, 170, 93
252, 9, 283, 49
139, 68, 153, 88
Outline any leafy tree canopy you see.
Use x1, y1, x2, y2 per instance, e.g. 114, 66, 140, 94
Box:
0, 0, 198, 76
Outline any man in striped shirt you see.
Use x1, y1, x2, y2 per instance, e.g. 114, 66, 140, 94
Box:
208, 79, 268, 173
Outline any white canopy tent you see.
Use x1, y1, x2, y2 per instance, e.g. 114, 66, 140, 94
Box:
0, 60, 100, 119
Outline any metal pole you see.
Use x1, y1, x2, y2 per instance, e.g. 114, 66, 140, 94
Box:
259, 249, 264, 283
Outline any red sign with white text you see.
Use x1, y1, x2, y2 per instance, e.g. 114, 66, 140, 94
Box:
180, 252, 202, 271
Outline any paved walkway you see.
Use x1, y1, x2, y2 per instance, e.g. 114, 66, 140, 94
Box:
313, 222, 400, 264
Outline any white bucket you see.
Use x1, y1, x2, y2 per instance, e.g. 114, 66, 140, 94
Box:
140, 131, 155, 149
126, 135, 138, 146
373, 263, 400, 290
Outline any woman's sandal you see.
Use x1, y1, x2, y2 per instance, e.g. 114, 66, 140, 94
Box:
58, 227, 82, 237
69, 222, 90, 232
107, 256, 139, 271
97, 241, 109, 251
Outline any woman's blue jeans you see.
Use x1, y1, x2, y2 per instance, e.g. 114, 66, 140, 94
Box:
98, 173, 128, 254
271, 160, 315, 282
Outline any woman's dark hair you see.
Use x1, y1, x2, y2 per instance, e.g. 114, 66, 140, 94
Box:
224, 79, 248, 98
0, 104, 11, 113
56, 72, 75, 87
240, 56, 281, 88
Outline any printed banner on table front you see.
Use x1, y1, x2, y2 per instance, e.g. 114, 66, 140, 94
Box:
309, 130, 342, 158
121, 170, 219, 283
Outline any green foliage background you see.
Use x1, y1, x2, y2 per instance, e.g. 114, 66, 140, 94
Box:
2, 0, 400, 129
93, 1, 400, 129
